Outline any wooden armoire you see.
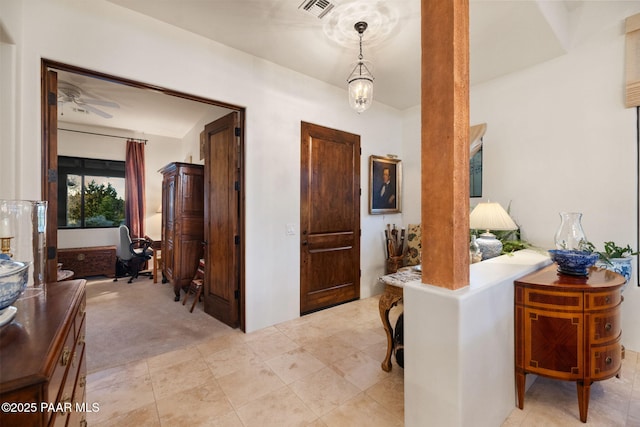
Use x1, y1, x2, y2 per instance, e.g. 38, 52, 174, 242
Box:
159, 162, 204, 301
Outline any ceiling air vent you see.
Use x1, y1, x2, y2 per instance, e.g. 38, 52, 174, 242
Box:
298, 0, 334, 19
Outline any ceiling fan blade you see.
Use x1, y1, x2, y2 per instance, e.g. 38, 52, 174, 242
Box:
79, 103, 113, 119
82, 98, 120, 109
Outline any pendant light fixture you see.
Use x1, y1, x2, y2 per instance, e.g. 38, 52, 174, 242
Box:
347, 21, 374, 113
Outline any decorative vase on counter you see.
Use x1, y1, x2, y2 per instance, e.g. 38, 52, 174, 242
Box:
554, 212, 588, 251
0, 200, 47, 290
596, 257, 632, 292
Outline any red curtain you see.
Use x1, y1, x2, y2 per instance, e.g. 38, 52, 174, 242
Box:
125, 139, 146, 238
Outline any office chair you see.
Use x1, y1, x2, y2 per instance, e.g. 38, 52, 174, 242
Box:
114, 224, 153, 283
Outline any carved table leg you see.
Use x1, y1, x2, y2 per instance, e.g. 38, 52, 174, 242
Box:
577, 381, 591, 423
378, 285, 402, 372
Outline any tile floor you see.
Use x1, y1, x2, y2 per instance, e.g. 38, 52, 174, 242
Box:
86, 294, 640, 426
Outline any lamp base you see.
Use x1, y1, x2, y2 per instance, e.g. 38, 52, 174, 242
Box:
476, 232, 503, 260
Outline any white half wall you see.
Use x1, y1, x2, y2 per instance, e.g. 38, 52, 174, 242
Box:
404, 250, 552, 427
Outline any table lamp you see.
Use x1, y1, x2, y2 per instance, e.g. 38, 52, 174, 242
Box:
469, 202, 518, 260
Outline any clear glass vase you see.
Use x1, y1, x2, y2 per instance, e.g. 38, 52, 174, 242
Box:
554, 212, 587, 251
0, 200, 47, 290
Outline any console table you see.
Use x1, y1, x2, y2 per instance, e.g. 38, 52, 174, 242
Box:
378, 266, 421, 372
0, 280, 87, 427
515, 264, 625, 423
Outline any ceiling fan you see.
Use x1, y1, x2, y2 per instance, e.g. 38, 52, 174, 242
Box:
58, 81, 120, 119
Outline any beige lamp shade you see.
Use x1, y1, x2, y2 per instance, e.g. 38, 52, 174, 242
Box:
470, 202, 517, 232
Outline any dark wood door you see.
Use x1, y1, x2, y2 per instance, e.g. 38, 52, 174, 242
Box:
42, 69, 59, 283
203, 112, 241, 327
300, 122, 360, 314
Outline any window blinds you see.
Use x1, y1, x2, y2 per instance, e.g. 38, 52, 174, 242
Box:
626, 13, 640, 108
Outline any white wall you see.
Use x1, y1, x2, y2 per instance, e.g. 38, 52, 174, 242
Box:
470, 2, 640, 351
5, 0, 639, 347
0, 0, 404, 332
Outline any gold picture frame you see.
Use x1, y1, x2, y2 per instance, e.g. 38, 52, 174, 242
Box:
369, 155, 401, 214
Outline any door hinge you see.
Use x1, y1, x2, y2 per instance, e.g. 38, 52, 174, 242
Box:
234, 181, 240, 191
235, 127, 241, 137
359, 269, 362, 278
48, 91, 57, 106
234, 289, 240, 299
234, 235, 240, 245
47, 246, 56, 260
359, 188, 361, 196
48, 169, 58, 183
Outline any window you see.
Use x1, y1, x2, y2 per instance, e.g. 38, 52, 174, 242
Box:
57, 156, 126, 229
470, 147, 483, 198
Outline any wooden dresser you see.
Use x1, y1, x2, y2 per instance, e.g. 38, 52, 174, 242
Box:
515, 264, 625, 423
58, 246, 116, 278
159, 162, 204, 301
0, 280, 87, 427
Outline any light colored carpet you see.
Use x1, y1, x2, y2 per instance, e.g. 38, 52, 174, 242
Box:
85, 276, 234, 373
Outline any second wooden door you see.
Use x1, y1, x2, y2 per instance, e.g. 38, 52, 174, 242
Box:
300, 122, 361, 314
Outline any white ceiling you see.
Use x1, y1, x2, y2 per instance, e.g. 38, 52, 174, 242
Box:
59, 0, 579, 138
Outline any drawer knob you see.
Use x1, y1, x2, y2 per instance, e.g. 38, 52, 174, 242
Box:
605, 323, 612, 332
605, 356, 613, 365
605, 296, 611, 304
61, 347, 71, 366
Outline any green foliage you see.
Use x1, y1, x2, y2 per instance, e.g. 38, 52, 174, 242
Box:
67, 180, 125, 227
582, 241, 637, 265
501, 240, 531, 254
597, 241, 638, 261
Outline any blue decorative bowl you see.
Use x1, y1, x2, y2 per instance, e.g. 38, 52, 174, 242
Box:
0, 259, 29, 311
548, 249, 599, 276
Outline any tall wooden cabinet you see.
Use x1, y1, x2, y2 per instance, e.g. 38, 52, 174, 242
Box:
159, 162, 204, 301
515, 264, 625, 423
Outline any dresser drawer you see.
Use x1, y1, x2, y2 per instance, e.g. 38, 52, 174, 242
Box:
590, 308, 621, 344
47, 321, 76, 404
74, 292, 86, 340
48, 319, 77, 427
591, 342, 622, 379
524, 288, 583, 311
586, 290, 621, 310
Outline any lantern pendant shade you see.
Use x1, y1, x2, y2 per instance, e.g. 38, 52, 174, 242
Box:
348, 62, 374, 113
347, 21, 374, 113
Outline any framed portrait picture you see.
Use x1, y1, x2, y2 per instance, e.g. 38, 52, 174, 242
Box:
369, 155, 402, 214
